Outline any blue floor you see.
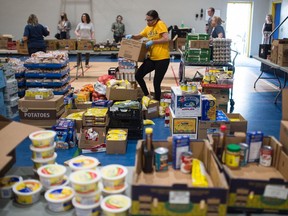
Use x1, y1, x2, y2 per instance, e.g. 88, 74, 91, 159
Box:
13, 57, 284, 167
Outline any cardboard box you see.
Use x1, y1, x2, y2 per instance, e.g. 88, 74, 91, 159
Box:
131, 138, 229, 216
60, 109, 85, 133
106, 128, 128, 154
169, 106, 198, 139
277, 44, 288, 66
58, 39, 76, 50
75, 102, 92, 109
271, 40, 279, 64
198, 120, 231, 139
106, 87, 138, 101
283, 88, 288, 121
118, 39, 147, 62
176, 37, 186, 50
18, 95, 64, 127
0, 115, 42, 176
280, 120, 288, 155
16, 40, 28, 55
77, 40, 95, 50
225, 113, 247, 134
45, 39, 58, 50
170, 86, 202, 117
143, 101, 159, 119
214, 135, 288, 213
0, 36, 12, 49
79, 127, 106, 149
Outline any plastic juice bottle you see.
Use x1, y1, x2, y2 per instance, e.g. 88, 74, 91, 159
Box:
142, 128, 154, 173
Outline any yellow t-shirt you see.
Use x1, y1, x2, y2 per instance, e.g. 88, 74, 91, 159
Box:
140, 20, 170, 61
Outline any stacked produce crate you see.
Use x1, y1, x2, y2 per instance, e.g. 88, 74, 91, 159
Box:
1, 58, 19, 118
23, 51, 71, 96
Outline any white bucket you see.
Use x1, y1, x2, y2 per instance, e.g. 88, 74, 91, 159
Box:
69, 156, 100, 172
72, 197, 101, 216
30, 142, 56, 160
101, 194, 131, 216
37, 164, 66, 189
29, 130, 56, 148
100, 164, 128, 191
75, 189, 101, 205
12, 179, 42, 205
0, 175, 23, 198
69, 170, 101, 194
44, 186, 75, 212
31, 152, 57, 170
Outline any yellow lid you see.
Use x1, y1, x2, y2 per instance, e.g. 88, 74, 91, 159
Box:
145, 128, 153, 134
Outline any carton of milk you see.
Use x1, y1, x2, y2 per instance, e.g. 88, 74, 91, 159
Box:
172, 135, 190, 169
246, 131, 264, 162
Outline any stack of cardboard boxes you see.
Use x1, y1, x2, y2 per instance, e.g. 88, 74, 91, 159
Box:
270, 39, 288, 66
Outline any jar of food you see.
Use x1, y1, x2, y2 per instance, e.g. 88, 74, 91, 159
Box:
225, 144, 241, 169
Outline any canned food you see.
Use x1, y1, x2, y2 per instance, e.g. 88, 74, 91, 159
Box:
239, 143, 249, 167
154, 147, 168, 172
180, 152, 193, 174
259, 145, 273, 167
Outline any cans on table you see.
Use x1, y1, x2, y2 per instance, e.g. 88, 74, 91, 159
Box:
259, 145, 273, 167
239, 143, 249, 167
154, 147, 168, 172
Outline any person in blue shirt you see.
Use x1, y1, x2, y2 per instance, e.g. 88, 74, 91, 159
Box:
211, 16, 225, 38
22, 14, 50, 56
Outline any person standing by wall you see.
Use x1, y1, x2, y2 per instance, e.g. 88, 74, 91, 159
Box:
111, 15, 125, 43
262, 14, 274, 44
206, 7, 215, 35
22, 14, 50, 56
125, 10, 170, 101
75, 13, 95, 68
57, 12, 71, 39
211, 16, 225, 38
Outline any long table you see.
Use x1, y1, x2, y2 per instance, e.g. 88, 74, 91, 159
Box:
253, 55, 288, 103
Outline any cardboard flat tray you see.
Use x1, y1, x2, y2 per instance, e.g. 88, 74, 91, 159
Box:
201, 83, 233, 89
24, 60, 68, 69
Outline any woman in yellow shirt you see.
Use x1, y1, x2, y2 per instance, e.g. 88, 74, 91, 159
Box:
126, 10, 170, 101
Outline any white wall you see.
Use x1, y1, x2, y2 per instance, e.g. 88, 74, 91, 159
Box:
280, 0, 288, 38
0, 0, 277, 55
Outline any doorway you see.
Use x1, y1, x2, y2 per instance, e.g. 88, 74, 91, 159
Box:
272, 2, 281, 39
226, 2, 252, 57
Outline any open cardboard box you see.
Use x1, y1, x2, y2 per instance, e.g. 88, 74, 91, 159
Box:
61, 109, 85, 133
0, 115, 42, 176
79, 126, 106, 149
131, 138, 228, 216
210, 134, 288, 213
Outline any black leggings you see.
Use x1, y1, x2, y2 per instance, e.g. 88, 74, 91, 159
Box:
135, 58, 170, 101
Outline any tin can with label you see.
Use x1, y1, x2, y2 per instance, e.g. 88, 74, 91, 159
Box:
259, 145, 273, 167
239, 143, 249, 167
154, 147, 168, 171
180, 151, 193, 174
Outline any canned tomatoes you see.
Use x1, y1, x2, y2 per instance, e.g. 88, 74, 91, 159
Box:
180, 152, 193, 174
259, 145, 273, 167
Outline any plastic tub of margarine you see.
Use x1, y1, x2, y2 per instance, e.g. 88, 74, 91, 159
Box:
30, 142, 56, 160
72, 197, 101, 216
69, 156, 99, 172
37, 164, 66, 189
101, 182, 128, 197
0, 175, 23, 198
12, 179, 42, 205
44, 186, 75, 212
69, 170, 101, 194
75, 189, 101, 205
32, 152, 57, 170
43, 175, 70, 190
100, 165, 128, 191
101, 194, 131, 216
29, 130, 56, 148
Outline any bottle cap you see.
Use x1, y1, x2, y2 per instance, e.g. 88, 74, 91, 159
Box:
145, 128, 153, 134
227, 144, 241, 152
220, 125, 227, 132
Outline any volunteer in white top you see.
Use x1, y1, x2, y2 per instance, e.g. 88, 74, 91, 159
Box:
75, 13, 95, 68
